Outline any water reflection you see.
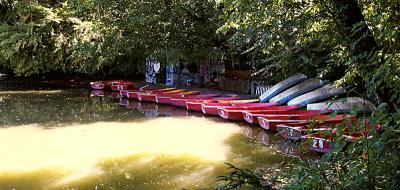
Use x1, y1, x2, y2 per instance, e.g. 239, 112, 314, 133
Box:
122, 98, 205, 118
0, 88, 297, 189
0, 90, 143, 127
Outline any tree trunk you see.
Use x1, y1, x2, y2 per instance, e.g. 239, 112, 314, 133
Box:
331, 0, 377, 54
331, 0, 395, 110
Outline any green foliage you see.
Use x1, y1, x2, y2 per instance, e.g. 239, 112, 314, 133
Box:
217, 163, 277, 190
215, 1, 399, 189
1, 0, 399, 188
283, 107, 400, 189
0, 0, 222, 76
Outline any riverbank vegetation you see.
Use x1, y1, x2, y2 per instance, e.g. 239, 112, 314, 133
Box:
0, 0, 399, 189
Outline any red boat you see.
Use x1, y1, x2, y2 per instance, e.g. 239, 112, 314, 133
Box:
111, 81, 135, 91
138, 89, 186, 102
257, 114, 350, 131
156, 95, 182, 105
156, 92, 214, 105
201, 102, 279, 116
127, 87, 176, 99
185, 96, 245, 111
90, 80, 124, 90
302, 134, 333, 153
169, 94, 222, 107
301, 129, 369, 153
218, 105, 300, 121
139, 90, 199, 103
277, 119, 381, 142
243, 110, 330, 124
276, 123, 332, 141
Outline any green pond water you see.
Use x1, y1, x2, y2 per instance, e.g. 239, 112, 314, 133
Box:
0, 87, 297, 190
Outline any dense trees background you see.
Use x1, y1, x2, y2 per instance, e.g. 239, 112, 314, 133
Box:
1, 0, 398, 105
0, 0, 222, 77
1, 0, 399, 189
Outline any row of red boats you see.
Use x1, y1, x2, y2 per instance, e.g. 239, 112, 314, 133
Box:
90, 80, 380, 154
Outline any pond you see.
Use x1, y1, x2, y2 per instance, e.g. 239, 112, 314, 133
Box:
0, 87, 297, 189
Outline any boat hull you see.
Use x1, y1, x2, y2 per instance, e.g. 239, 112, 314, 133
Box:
276, 124, 331, 141
202, 102, 280, 116
259, 73, 308, 102
302, 135, 332, 153
156, 96, 173, 104
170, 94, 221, 107
139, 94, 157, 102
243, 110, 330, 124
186, 97, 244, 111
270, 79, 328, 104
111, 84, 134, 91
90, 80, 124, 90
218, 105, 299, 121
257, 115, 347, 131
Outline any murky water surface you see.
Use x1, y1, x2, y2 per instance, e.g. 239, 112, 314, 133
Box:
0, 88, 296, 189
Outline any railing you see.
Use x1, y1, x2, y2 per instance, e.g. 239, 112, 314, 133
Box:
251, 81, 272, 98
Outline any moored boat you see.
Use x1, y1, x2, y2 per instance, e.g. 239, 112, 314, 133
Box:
169, 94, 222, 107
185, 96, 247, 111
257, 114, 350, 131
276, 124, 332, 141
287, 84, 345, 106
90, 80, 124, 90
307, 97, 376, 113
201, 102, 279, 116
302, 134, 333, 153
269, 78, 328, 104
111, 81, 135, 91
218, 105, 299, 121
127, 87, 176, 99
144, 90, 200, 103
301, 129, 372, 153
277, 119, 381, 142
243, 110, 330, 124
259, 73, 308, 102
156, 92, 206, 104
138, 89, 187, 102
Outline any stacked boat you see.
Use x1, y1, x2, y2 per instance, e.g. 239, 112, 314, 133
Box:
90, 74, 379, 154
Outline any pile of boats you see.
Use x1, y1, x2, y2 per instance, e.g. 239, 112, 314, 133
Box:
90, 74, 380, 154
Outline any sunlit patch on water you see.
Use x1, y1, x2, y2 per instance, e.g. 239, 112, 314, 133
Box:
0, 117, 244, 188
0, 89, 292, 189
